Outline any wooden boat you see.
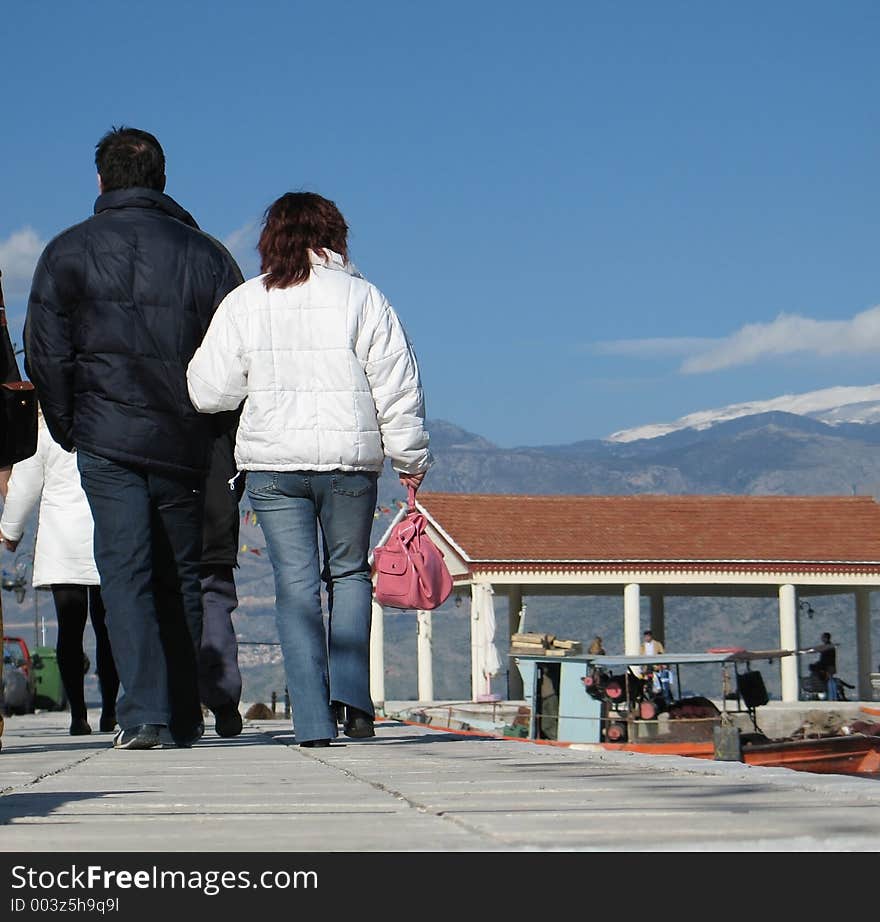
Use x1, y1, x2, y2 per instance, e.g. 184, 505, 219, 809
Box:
737, 732, 880, 774
504, 649, 880, 777
578, 720, 880, 775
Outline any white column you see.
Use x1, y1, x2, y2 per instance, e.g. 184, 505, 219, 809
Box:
471, 584, 481, 700
650, 595, 665, 644
778, 584, 799, 702
856, 590, 872, 701
507, 585, 524, 700
369, 598, 385, 706
624, 583, 641, 655
416, 609, 434, 702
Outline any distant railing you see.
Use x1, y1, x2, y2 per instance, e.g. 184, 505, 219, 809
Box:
236, 641, 288, 716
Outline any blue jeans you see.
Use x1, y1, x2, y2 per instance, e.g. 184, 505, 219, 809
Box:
77, 451, 205, 735
247, 470, 378, 743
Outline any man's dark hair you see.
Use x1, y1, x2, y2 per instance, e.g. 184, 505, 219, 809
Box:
95, 126, 166, 192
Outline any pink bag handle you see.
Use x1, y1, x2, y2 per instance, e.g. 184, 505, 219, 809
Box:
397, 485, 440, 600
397, 490, 423, 547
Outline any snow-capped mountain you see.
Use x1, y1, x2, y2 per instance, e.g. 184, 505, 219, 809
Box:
606, 384, 880, 443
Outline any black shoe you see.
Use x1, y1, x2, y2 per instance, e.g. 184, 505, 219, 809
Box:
69, 718, 92, 736
343, 706, 375, 739
99, 712, 117, 733
171, 721, 205, 748
213, 704, 243, 738
113, 724, 162, 750
299, 739, 331, 748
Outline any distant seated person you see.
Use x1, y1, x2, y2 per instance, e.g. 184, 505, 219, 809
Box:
808, 632, 840, 700
635, 630, 665, 684
639, 630, 665, 657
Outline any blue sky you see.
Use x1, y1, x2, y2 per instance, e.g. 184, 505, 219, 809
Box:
2, 1, 879, 447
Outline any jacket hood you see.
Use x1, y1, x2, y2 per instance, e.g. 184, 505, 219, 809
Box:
308, 248, 362, 278
94, 187, 200, 230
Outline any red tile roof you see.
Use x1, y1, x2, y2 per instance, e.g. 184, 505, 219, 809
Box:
416, 493, 880, 567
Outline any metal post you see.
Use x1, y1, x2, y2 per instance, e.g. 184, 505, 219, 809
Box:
507, 586, 524, 700
856, 590, 872, 700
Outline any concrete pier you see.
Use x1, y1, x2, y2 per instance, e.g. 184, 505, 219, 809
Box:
2, 706, 880, 853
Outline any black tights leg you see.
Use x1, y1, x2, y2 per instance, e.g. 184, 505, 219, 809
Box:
52, 585, 89, 720
88, 586, 120, 719
52, 585, 120, 721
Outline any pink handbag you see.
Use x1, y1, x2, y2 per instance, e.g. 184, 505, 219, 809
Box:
373, 486, 453, 610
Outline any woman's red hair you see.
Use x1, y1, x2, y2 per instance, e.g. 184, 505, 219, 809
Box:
258, 192, 349, 290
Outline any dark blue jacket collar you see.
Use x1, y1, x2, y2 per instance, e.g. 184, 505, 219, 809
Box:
94, 187, 199, 229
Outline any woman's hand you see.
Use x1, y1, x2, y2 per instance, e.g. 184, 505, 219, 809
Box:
399, 471, 426, 491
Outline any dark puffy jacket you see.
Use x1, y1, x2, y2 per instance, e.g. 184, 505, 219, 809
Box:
24, 188, 243, 478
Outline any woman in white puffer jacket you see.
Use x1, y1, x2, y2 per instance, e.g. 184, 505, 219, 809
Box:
0, 407, 119, 735
187, 191, 431, 746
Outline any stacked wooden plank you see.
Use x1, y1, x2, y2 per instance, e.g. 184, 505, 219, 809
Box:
546, 638, 582, 656
510, 633, 582, 656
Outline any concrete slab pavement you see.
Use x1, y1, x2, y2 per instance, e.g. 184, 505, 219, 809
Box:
2, 708, 880, 852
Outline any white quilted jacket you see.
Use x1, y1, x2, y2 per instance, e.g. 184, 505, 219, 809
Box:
0, 412, 99, 587
186, 250, 432, 474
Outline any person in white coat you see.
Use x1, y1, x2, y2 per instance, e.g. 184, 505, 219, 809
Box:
187, 191, 431, 747
0, 408, 119, 734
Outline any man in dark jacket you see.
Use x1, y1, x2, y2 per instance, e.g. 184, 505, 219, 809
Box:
25, 127, 244, 750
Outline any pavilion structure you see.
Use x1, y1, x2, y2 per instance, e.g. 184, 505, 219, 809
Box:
368, 493, 880, 704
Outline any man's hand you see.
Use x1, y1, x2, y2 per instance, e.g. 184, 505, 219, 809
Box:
3, 536, 19, 552
399, 471, 426, 491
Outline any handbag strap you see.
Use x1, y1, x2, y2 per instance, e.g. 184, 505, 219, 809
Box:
0, 269, 23, 385
396, 508, 425, 547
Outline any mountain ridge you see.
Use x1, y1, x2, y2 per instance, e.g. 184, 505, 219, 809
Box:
607, 383, 880, 443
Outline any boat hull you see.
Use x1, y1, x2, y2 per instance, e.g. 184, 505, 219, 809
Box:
741, 733, 880, 775
575, 733, 880, 775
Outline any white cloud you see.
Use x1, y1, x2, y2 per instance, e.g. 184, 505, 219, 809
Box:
223, 219, 261, 279
681, 306, 880, 373
590, 305, 880, 375
591, 336, 719, 358
0, 228, 46, 304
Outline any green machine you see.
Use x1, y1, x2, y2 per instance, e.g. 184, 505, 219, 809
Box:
30, 646, 68, 711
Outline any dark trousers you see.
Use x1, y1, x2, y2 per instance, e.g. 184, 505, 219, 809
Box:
51, 584, 119, 720
77, 451, 205, 735
198, 564, 242, 711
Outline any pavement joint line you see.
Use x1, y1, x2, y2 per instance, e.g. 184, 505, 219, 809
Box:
1, 749, 103, 797
262, 725, 514, 848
